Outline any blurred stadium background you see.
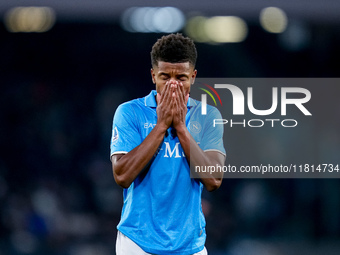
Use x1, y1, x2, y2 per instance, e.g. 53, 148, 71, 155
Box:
0, 1, 340, 254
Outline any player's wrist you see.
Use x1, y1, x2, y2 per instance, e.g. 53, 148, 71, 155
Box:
155, 122, 169, 134
174, 123, 187, 134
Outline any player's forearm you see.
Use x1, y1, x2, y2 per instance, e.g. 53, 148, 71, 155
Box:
176, 126, 224, 191
112, 124, 167, 188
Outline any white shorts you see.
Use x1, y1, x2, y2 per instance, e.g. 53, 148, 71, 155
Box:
116, 231, 208, 255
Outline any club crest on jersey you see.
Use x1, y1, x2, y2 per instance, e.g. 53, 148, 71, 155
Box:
111, 127, 119, 143
190, 121, 202, 134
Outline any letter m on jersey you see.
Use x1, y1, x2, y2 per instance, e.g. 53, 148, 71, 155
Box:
164, 142, 184, 158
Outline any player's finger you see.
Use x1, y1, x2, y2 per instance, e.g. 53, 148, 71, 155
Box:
161, 82, 171, 104
177, 83, 185, 106
175, 87, 181, 110
181, 83, 186, 101
171, 81, 177, 97
171, 90, 177, 115
157, 92, 161, 104
160, 81, 168, 96
165, 83, 175, 106
181, 83, 189, 105
169, 90, 175, 111
167, 81, 175, 96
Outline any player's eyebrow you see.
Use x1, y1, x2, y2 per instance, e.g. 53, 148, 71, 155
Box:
158, 72, 170, 76
177, 74, 189, 78
157, 71, 190, 78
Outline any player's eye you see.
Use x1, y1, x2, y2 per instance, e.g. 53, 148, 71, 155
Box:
177, 75, 188, 81
160, 74, 169, 80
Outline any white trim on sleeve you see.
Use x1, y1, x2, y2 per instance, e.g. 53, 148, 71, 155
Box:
203, 149, 226, 157
110, 151, 128, 161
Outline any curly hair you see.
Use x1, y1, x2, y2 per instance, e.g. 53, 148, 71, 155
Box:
151, 33, 197, 68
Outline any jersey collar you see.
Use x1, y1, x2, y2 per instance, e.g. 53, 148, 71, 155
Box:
144, 90, 197, 108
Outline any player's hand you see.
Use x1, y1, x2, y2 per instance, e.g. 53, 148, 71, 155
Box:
172, 82, 187, 131
156, 82, 173, 131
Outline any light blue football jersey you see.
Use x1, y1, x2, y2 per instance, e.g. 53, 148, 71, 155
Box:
110, 90, 225, 255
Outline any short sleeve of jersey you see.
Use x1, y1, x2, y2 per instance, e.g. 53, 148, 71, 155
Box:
110, 103, 142, 157
200, 107, 226, 156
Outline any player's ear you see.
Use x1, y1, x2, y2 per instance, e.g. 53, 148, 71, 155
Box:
151, 68, 156, 84
191, 69, 197, 85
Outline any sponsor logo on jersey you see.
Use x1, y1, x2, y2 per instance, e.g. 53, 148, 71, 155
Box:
144, 123, 156, 129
